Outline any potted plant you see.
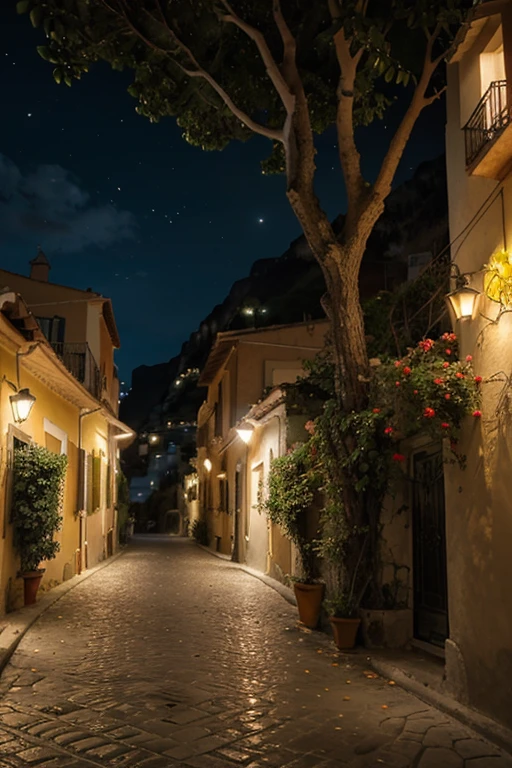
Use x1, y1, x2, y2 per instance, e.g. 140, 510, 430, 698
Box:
265, 444, 324, 628
12, 444, 67, 606
325, 591, 361, 650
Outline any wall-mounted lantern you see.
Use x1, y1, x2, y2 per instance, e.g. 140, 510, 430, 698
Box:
10, 388, 36, 424
446, 264, 480, 321
236, 423, 254, 444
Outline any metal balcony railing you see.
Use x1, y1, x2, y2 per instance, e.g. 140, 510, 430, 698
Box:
51, 342, 101, 399
464, 80, 511, 167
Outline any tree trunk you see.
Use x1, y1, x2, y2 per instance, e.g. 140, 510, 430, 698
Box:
322, 247, 369, 412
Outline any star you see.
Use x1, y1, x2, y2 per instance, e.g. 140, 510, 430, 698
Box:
258, 218, 264, 223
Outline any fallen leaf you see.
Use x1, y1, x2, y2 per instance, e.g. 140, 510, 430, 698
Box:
334, 726, 342, 730
332, 663, 339, 667
388, 680, 396, 685
343, 696, 351, 701
324, 688, 329, 692
346, 680, 351, 684
381, 705, 388, 709
304, 670, 310, 674
316, 649, 323, 654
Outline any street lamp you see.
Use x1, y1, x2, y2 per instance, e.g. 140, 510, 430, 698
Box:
10, 388, 36, 424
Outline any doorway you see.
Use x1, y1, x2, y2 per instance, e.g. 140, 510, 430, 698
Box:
412, 448, 449, 648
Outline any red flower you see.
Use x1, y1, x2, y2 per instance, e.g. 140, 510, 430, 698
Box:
384, 426, 394, 435
441, 422, 450, 429
402, 366, 412, 376
456, 372, 465, 379
304, 420, 316, 435
442, 362, 450, 369
466, 354, 473, 362
445, 348, 452, 355
419, 339, 434, 352
433, 378, 444, 385
413, 389, 418, 395
474, 375, 482, 384
395, 381, 401, 387
310, 446, 317, 456
392, 453, 406, 462
423, 407, 436, 418
372, 408, 381, 414
394, 360, 402, 368
445, 393, 451, 400
442, 332, 457, 342
472, 410, 482, 418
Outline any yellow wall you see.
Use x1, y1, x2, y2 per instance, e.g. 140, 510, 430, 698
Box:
0, 341, 80, 614
0, 269, 89, 343
445, 19, 512, 727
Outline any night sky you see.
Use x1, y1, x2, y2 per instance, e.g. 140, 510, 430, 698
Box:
0, 4, 446, 385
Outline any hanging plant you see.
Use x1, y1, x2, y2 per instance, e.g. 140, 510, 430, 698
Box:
265, 442, 321, 583
12, 444, 67, 573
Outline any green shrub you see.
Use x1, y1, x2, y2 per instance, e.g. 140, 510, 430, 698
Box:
12, 444, 67, 572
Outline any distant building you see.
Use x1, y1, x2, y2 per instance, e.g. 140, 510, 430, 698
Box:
195, 319, 329, 562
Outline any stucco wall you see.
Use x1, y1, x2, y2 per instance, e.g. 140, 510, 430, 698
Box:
445, 37, 512, 726
0, 346, 80, 614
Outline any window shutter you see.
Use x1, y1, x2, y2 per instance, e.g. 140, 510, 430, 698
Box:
92, 451, 101, 511
106, 463, 112, 508
86, 453, 93, 515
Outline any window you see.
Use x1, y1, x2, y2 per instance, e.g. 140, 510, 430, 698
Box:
36, 315, 65, 344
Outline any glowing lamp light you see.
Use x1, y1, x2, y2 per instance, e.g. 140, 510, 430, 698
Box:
203, 458, 212, 472
150, 434, 159, 443
446, 286, 479, 321
10, 388, 36, 424
236, 425, 254, 444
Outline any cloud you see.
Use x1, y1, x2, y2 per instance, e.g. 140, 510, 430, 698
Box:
0, 154, 135, 253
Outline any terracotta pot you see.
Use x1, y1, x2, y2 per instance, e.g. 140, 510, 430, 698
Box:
293, 582, 325, 629
21, 570, 45, 607
329, 616, 361, 650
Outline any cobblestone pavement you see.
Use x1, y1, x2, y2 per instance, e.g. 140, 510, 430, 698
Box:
0, 536, 510, 768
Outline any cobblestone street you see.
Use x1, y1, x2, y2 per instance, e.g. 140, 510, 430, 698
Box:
0, 536, 510, 768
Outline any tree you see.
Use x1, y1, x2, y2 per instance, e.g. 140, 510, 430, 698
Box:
19, 0, 477, 596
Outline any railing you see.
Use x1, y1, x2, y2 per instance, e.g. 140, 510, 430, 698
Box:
464, 80, 511, 167
51, 342, 101, 399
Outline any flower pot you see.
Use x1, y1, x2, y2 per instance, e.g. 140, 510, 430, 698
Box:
21, 569, 45, 606
329, 616, 361, 650
293, 582, 325, 629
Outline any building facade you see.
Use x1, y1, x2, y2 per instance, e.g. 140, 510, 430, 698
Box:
443, 0, 512, 727
195, 320, 329, 564
0, 255, 132, 613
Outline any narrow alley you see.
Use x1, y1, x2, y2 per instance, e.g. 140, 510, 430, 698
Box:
0, 537, 509, 768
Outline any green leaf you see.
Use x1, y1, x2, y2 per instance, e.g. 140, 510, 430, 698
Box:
29, 6, 42, 27
16, 0, 30, 14
53, 68, 62, 84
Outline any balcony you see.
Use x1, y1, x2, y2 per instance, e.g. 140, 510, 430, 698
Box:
51, 342, 101, 399
464, 80, 512, 179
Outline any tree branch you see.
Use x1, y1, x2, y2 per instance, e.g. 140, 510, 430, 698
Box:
272, 0, 297, 82
178, 64, 283, 141
332, 23, 366, 227
218, 0, 295, 113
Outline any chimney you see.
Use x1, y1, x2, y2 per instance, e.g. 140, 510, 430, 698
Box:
30, 246, 51, 282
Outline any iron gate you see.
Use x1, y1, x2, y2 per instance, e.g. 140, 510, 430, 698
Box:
412, 449, 449, 647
